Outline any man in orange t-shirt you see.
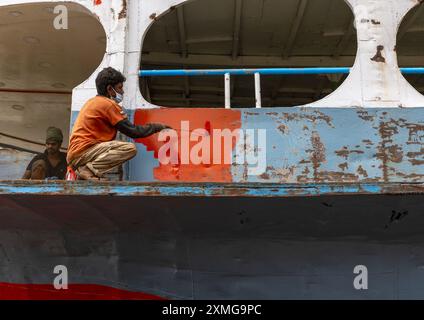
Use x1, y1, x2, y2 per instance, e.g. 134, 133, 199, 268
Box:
67, 67, 170, 180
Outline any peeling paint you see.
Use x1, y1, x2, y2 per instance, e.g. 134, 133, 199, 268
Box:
277, 124, 288, 135
280, 110, 333, 127
118, 0, 127, 19
335, 147, 364, 160
309, 132, 326, 181
362, 139, 374, 146
357, 110, 375, 122
339, 162, 349, 171
357, 165, 369, 178
371, 45, 386, 63
125, 107, 424, 184
2, 180, 424, 198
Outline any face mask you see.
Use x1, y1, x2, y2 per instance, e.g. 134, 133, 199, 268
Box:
111, 87, 124, 104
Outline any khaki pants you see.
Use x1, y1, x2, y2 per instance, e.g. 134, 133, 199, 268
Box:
70, 141, 137, 177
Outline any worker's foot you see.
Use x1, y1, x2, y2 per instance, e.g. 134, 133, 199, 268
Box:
76, 166, 100, 181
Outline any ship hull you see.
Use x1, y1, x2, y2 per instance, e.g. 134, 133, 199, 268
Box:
1, 183, 424, 299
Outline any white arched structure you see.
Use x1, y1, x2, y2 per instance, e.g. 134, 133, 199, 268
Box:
309, 0, 424, 108
2, 0, 424, 112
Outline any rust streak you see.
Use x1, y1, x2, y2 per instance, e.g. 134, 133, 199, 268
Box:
338, 162, 348, 171
357, 110, 374, 122
357, 165, 369, 178
259, 172, 270, 180
407, 148, 424, 166
371, 45, 386, 63
335, 147, 364, 160
118, 0, 127, 19
317, 172, 359, 183
409, 159, 424, 166
277, 124, 288, 135
362, 139, 373, 146
280, 111, 333, 127
309, 132, 326, 182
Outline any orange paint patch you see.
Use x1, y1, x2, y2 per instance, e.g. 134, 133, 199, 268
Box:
134, 108, 242, 182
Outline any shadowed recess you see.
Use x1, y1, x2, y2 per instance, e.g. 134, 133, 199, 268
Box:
141, 0, 357, 108
397, 2, 424, 97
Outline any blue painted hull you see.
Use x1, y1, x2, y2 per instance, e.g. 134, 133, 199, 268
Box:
124, 107, 424, 184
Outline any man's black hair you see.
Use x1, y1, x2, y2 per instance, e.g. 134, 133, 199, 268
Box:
95, 67, 126, 97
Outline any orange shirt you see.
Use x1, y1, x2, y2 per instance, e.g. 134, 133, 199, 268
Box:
67, 96, 127, 163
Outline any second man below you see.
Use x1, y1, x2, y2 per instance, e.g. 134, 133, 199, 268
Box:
67, 67, 170, 181
22, 127, 67, 180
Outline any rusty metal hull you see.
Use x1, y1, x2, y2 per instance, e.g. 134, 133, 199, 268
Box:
1, 181, 424, 299
128, 107, 424, 184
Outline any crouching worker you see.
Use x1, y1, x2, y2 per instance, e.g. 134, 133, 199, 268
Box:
67, 67, 170, 181
22, 127, 67, 180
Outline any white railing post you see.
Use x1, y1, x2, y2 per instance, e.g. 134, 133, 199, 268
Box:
255, 72, 262, 108
225, 73, 231, 109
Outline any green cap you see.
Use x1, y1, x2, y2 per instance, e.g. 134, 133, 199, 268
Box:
46, 127, 63, 143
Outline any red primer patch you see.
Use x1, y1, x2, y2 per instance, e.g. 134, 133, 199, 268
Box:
134, 108, 242, 182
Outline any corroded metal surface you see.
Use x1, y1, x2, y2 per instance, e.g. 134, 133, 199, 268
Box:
1, 180, 424, 198
130, 107, 424, 184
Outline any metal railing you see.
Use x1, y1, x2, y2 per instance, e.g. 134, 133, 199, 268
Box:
139, 67, 424, 109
